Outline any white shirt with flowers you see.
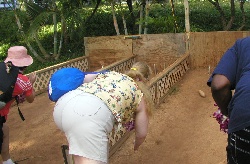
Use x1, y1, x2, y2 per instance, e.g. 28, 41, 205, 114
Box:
77, 71, 143, 130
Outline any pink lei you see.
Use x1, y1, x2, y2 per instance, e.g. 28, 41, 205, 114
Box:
17, 93, 26, 103
124, 121, 135, 131
213, 104, 229, 133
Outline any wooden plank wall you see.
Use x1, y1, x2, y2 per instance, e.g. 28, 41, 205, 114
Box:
84, 33, 186, 73
133, 33, 186, 74
84, 35, 133, 71
84, 31, 250, 72
188, 31, 250, 70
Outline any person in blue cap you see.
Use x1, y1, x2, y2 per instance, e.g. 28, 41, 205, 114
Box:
53, 61, 154, 164
207, 36, 250, 163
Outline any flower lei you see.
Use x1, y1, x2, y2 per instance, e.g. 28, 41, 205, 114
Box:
17, 93, 26, 104
124, 121, 135, 131
213, 104, 229, 133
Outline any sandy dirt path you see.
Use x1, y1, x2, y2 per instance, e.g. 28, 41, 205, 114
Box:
4, 68, 227, 164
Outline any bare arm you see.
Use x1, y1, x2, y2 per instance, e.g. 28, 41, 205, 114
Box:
26, 72, 36, 103
211, 74, 232, 116
134, 97, 149, 151
83, 74, 98, 83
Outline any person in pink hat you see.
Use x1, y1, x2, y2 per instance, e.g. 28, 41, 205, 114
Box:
0, 46, 36, 164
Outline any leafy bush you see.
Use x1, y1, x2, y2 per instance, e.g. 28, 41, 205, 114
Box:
0, 1, 250, 73
0, 10, 21, 47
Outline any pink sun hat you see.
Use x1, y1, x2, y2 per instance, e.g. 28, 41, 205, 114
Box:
4, 46, 33, 67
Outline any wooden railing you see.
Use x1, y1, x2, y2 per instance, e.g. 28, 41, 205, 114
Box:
96, 55, 136, 73
149, 53, 190, 106
25, 53, 190, 163
29, 56, 89, 95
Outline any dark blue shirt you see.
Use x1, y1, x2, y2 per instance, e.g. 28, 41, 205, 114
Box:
207, 37, 250, 133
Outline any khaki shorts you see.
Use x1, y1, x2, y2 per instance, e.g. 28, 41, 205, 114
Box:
53, 90, 114, 163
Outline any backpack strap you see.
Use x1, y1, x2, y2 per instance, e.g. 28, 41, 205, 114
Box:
15, 96, 25, 121
0, 62, 19, 103
14, 72, 25, 121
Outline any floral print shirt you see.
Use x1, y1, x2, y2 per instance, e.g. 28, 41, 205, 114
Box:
77, 71, 143, 129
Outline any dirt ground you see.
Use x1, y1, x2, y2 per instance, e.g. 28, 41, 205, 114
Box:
3, 68, 228, 164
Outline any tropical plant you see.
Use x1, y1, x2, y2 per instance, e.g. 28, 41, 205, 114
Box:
15, 0, 88, 62
208, 0, 246, 31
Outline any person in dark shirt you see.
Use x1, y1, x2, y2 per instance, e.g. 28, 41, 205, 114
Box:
207, 37, 250, 163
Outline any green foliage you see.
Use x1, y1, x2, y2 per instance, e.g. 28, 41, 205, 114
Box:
1, 1, 250, 73
145, 3, 181, 33
84, 11, 117, 36
0, 43, 11, 61
187, 1, 250, 31
0, 10, 20, 43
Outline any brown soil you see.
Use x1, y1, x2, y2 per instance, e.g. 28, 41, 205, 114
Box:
4, 68, 228, 164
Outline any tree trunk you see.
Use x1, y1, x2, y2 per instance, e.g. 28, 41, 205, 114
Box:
119, 1, 128, 35
208, 0, 235, 31
170, 0, 178, 32
238, 0, 245, 31
34, 33, 50, 59
139, 4, 143, 34
184, 0, 190, 33
126, 0, 135, 34
111, 1, 120, 35
56, 16, 65, 60
14, 9, 45, 62
85, 0, 102, 24
143, 0, 149, 34
122, 15, 128, 35
52, 5, 58, 59
224, 0, 235, 31
184, 0, 190, 51
208, 0, 226, 28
